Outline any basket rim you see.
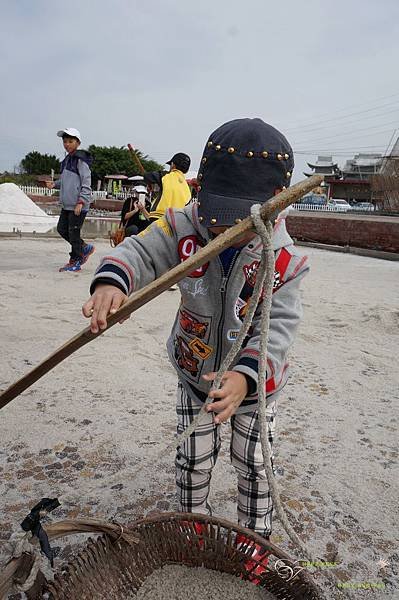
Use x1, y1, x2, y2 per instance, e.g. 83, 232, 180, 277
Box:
131, 511, 297, 563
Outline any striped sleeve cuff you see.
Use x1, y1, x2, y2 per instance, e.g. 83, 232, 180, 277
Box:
233, 355, 259, 396
91, 258, 134, 296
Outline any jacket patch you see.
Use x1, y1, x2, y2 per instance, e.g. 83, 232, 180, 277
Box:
227, 329, 240, 341
243, 260, 260, 286
234, 297, 247, 321
179, 310, 208, 339
235, 252, 292, 322
189, 338, 213, 360
174, 335, 199, 376
178, 235, 209, 278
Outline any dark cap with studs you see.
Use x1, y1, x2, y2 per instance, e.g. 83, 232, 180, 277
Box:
197, 118, 294, 228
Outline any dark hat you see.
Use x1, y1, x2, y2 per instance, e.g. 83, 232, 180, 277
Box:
197, 118, 294, 228
167, 152, 191, 174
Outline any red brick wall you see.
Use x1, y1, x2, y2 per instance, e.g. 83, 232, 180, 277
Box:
286, 213, 399, 253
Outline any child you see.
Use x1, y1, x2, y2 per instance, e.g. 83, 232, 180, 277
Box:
47, 127, 95, 272
144, 152, 192, 221
82, 118, 308, 563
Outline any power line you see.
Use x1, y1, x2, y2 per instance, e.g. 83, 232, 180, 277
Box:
280, 91, 399, 130
293, 123, 397, 146
284, 106, 399, 135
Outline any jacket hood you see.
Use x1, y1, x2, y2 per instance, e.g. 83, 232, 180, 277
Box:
74, 149, 93, 166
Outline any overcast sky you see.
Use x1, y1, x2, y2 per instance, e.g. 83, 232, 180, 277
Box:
1, 0, 398, 181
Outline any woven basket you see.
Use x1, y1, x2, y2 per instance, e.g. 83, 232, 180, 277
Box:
38, 513, 325, 600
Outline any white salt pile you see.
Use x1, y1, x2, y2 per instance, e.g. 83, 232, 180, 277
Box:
133, 564, 275, 599
0, 183, 56, 231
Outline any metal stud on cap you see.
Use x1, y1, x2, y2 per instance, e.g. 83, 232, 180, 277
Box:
215, 145, 221, 151
228, 147, 235, 153
235, 218, 242, 223
277, 153, 283, 160
286, 171, 291, 178
202, 157, 207, 164
247, 151, 254, 158
207, 141, 213, 147
199, 216, 203, 222
262, 151, 268, 158
284, 153, 289, 160
198, 174, 203, 180
210, 218, 217, 224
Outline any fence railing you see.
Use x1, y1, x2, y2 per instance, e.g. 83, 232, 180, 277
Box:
20, 188, 379, 213
19, 186, 108, 200
19, 186, 56, 197
291, 203, 351, 212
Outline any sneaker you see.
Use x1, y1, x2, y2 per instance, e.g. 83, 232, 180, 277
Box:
59, 259, 75, 272
64, 260, 82, 272
236, 534, 270, 583
81, 244, 95, 265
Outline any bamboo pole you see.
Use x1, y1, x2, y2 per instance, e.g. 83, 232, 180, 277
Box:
0, 175, 323, 410
127, 144, 145, 175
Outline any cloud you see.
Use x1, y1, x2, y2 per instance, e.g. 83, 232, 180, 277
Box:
1, 0, 399, 180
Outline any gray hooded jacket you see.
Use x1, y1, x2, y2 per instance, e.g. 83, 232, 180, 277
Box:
91, 204, 309, 414
54, 150, 92, 211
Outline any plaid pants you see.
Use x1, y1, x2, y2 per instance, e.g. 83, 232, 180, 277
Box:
175, 382, 277, 537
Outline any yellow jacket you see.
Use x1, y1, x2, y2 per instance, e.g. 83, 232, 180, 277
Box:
150, 170, 191, 219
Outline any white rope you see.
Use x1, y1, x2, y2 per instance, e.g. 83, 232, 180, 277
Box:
251, 205, 346, 599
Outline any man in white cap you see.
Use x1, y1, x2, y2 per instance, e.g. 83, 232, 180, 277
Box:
46, 128, 95, 272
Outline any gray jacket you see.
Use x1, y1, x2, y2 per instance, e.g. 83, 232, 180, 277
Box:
91, 204, 309, 413
54, 150, 92, 211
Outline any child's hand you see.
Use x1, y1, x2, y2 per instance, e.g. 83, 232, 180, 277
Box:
82, 285, 128, 333
74, 204, 83, 216
203, 371, 248, 424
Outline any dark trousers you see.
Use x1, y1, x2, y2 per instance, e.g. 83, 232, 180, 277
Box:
57, 209, 87, 260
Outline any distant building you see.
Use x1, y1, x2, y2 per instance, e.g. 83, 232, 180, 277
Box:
305, 152, 384, 204
304, 156, 340, 178
370, 139, 399, 212
342, 153, 383, 180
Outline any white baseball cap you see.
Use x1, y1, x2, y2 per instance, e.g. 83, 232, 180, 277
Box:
133, 185, 147, 194
57, 127, 81, 141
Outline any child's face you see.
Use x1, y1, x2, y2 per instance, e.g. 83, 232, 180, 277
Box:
209, 226, 257, 248
62, 136, 80, 154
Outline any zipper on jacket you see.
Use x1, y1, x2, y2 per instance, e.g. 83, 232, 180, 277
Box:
214, 255, 239, 373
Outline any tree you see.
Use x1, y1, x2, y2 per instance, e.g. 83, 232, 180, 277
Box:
87, 145, 163, 183
20, 151, 60, 175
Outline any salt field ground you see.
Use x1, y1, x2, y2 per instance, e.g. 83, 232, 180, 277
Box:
0, 238, 398, 599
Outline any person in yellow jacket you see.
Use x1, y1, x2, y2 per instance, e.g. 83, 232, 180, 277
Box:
147, 152, 191, 220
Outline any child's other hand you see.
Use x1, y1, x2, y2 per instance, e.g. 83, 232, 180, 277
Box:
82, 285, 128, 333
203, 371, 248, 424
74, 204, 83, 216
